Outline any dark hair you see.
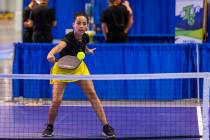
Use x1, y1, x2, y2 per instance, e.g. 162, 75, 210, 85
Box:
74, 12, 89, 23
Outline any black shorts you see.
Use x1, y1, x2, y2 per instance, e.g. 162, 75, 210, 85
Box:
23, 30, 33, 43
33, 31, 53, 43
106, 33, 128, 43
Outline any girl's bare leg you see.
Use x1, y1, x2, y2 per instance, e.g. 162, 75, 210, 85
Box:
76, 80, 108, 125
48, 81, 67, 124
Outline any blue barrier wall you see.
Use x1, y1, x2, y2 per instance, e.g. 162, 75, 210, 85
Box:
93, 34, 174, 43
13, 43, 210, 100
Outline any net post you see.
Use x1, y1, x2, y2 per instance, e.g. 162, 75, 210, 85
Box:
202, 75, 210, 140
196, 44, 200, 103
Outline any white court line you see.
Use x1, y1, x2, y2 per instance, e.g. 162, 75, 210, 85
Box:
196, 105, 203, 140
0, 102, 199, 107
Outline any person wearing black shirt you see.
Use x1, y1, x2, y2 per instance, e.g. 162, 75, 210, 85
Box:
29, 0, 56, 43
42, 12, 115, 138
101, 0, 133, 43
23, 0, 37, 42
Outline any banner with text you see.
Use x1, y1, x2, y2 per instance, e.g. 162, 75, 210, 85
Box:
175, 0, 203, 43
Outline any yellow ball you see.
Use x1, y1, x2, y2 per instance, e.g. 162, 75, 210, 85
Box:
77, 52, 85, 60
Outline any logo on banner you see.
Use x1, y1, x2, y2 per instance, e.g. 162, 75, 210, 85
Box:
181, 5, 201, 26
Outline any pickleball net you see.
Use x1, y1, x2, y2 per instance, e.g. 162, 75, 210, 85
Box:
0, 73, 209, 139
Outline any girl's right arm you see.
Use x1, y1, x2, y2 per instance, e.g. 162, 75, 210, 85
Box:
47, 41, 67, 63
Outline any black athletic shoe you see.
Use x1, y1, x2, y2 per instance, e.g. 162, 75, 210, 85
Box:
102, 124, 116, 138
42, 124, 53, 137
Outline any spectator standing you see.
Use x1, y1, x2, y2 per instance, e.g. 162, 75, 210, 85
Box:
23, 0, 37, 42
29, 0, 56, 43
101, 0, 133, 43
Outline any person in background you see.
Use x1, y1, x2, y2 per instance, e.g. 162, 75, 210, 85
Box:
101, 0, 133, 43
28, 0, 56, 43
23, 0, 37, 42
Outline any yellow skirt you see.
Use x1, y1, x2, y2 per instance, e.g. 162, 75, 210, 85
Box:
50, 61, 90, 84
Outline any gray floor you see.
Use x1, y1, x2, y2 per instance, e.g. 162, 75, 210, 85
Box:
0, 19, 21, 101
0, 19, 21, 69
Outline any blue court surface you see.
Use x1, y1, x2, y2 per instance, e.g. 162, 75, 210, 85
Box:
0, 104, 202, 139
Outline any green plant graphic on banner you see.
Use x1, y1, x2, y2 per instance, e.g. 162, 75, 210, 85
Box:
183, 5, 195, 25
